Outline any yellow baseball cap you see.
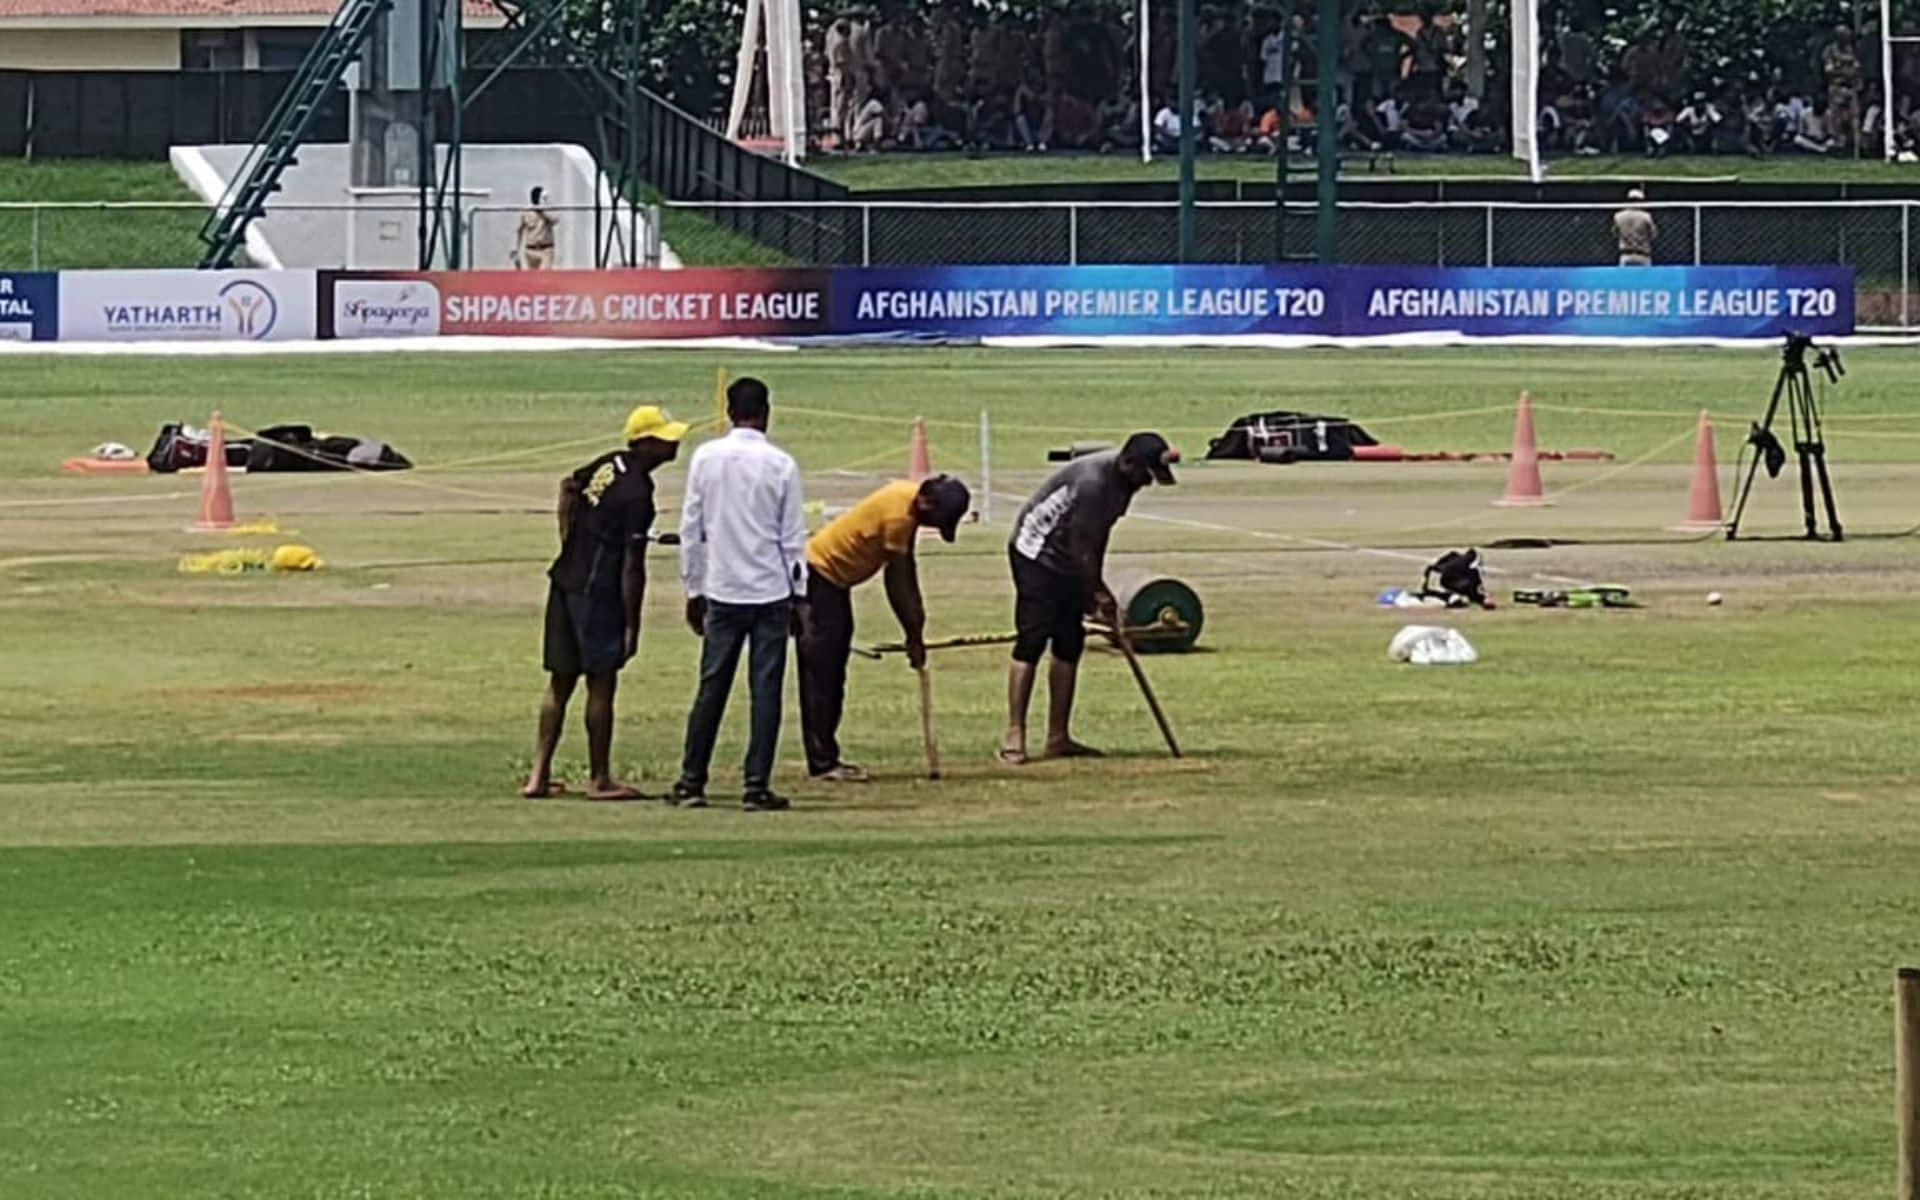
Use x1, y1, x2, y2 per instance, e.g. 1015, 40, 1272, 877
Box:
623, 405, 690, 443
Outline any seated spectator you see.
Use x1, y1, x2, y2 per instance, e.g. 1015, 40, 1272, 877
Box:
1747, 92, 1779, 154
1210, 96, 1255, 153
1152, 100, 1183, 152
1863, 83, 1887, 148
898, 93, 954, 151
1255, 104, 1285, 153
1675, 91, 1721, 153
1594, 71, 1642, 153
1013, 81, 1049, 152
1710, 91, 1751, 155
1537, 96, 1565, 150
1401, 97, 1449, 151
1052, 91, 1100, 150
1344, 98, 1385, 151
1643, 95, 1675, 157
1796, 100, 1835, 153
1098, 94, 1142, 151
1375, 93, 1406, 147
1446, 83, 1480, 133
1457, 105, 1502, 154
1775, 92, 1809, 142
971, 90, 1017, 150
850, 88, 891, 151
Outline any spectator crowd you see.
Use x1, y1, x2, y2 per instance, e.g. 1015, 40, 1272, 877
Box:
786, 1, 1920, 162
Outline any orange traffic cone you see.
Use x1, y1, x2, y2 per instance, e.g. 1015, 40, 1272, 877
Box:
191, 411, 236, 531
1494, 392, 1550, 507
1671, 410, 1724, 531
908, 416, 930, 481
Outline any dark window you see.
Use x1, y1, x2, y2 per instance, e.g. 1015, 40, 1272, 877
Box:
256, 28, 323, 70
181, 29, 244, 71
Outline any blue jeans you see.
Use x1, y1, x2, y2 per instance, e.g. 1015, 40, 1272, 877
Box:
678, 599, 790, 794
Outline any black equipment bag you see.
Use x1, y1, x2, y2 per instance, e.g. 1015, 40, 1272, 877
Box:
1206, 411, 1379, 462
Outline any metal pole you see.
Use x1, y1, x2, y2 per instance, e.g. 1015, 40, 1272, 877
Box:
1176, 0, 1196, 261
979, 409, 992, 524
1138, 0, 1152, 164
1904, 203, 1912, 328
1694, 204, 1702, 266
861, 203, 872, 266
1314, 0, 1338, 263
1273, 15, 1289, 262
1484, 204, 1493, 266
29, 205, 39, 271
1884, 0, 1897, 162
1899, 967, 1920, 1200
1068, 203, 1079, 265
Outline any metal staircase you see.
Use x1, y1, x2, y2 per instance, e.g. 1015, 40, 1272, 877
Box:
198, 0, 391, 268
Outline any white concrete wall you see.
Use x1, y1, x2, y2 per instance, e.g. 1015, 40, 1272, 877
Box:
169, 142, 667, 271
0, 28, 179, 69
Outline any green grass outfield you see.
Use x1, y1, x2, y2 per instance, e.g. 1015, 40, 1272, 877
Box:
6, 345, 1920, 1198
0, 160, 205, 270
814, 151, 1920, 191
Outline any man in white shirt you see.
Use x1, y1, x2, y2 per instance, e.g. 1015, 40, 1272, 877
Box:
1152, 102, 1182, 151
674, 376, 809, 811
1260, 21, 1288, 107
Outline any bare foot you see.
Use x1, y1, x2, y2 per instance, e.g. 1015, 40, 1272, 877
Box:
521, 777, 566, 799
585, 781, 644, 802
996, 745, 1029, 766
1042, 740, 1104, 759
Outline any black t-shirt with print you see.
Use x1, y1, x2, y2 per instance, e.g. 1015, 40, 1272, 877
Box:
548, 450, 655, 597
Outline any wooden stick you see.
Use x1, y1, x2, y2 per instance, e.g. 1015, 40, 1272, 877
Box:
1095, 622, 1182, 758
860, 621, 1189, 659
1900, 967, 1920, 1200
916, 666, 941, 780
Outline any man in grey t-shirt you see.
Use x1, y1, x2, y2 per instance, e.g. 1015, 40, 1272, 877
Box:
999, 432, 1179, 765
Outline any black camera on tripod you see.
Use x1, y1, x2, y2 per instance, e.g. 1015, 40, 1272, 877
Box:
1728, 331, 1844, 541
1781, 331, 1845, 385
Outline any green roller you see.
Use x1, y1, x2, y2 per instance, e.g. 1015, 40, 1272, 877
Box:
1110, 573, 1204, 654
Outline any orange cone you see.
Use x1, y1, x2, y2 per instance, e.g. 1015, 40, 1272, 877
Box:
191, 411, 236, 531
1671, 410, 1723, 531
908, 416, 930, 481
1494, 392, 1550, 507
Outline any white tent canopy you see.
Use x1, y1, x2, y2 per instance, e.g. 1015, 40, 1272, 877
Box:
725, 0, 806, 164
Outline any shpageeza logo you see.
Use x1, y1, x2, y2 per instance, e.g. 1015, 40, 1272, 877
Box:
335, 279, 441, 336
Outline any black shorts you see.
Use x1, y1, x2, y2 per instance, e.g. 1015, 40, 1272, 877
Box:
542, 583, 626, 677
1009, 548, 1090, 665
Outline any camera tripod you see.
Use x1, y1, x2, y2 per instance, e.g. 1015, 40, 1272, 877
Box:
1727, 333, 1844, 542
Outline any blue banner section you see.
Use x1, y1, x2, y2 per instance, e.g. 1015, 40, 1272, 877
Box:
0, 272, 58, 341
833, 265, 1855, 339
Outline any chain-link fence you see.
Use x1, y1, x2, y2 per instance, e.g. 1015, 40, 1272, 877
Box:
5, 197, 1916, 326
0, 201, 662, 272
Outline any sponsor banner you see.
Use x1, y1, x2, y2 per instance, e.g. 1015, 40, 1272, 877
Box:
324, 268, 832, 339
332, 277, 442, 338
836, 264, 1856, 339
1342, 265, 1854, 338
313, 264, 1854, 342
837, 265, 1338, 338
0, 272, 58, 341
58, 270, 316, 342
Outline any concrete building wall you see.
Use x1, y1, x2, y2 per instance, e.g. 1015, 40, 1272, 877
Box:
0, 28, 180, 70
171, 142, 666, 270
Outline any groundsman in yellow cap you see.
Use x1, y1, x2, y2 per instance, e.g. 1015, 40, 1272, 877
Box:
522, 404, 688, 801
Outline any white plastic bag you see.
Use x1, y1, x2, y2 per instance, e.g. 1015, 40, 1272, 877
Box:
1388, 624, 1479, 666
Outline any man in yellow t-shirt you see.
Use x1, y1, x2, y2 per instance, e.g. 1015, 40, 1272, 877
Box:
797, 474, 971, 782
